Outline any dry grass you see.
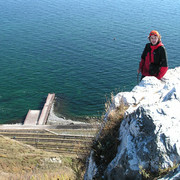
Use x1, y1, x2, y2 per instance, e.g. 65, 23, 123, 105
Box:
0, 135, 86, 180
139, 162, 180, 180
104, 92, 128, 121
92, 94, 128, 179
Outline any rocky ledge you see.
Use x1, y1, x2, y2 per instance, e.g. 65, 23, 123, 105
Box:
85, 67, 180, 180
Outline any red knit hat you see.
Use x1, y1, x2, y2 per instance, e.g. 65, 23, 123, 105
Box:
149, 30, 160, 38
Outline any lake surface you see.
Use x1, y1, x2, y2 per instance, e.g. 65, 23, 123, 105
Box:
0, 0, 180, 124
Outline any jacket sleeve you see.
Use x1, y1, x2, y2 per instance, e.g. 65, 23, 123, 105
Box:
157, 67, 168, 79
156, 46, 168, 79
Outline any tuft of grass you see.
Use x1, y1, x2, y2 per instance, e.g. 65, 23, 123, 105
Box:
92, 94, 128, 179
104, 92, 115, 113
158, 162, 179, 178
104, 93, 128, 121
66, 158, 87, 180
139, 161, 180, 179
139, 165, 151, 179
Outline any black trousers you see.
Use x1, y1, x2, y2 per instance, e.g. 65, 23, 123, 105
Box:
141, 75, 145, 81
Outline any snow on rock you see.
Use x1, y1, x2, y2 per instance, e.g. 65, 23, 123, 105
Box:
84, 67, 180, 180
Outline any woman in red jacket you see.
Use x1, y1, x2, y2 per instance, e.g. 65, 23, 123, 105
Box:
138, 30, 168, 80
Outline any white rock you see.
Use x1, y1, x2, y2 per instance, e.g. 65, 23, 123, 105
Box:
105, 67, 180, 179
84, 67, 180, 180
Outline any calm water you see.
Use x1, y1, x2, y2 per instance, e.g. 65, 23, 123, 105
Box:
0, 0, 180, 124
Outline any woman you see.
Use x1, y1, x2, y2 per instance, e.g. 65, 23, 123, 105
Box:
138, 30, 168, 80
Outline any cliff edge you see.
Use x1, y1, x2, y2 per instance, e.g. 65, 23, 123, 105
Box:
85, 67, 180, 180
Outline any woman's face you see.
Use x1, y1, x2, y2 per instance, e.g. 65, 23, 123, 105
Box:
150, 35, 159, 45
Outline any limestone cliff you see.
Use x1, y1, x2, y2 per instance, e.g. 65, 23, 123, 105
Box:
85, 67, 180, 180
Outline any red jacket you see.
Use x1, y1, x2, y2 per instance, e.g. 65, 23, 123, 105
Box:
139, 42, 168, 79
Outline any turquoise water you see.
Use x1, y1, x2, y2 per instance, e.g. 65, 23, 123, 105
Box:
0, 0, 180, 124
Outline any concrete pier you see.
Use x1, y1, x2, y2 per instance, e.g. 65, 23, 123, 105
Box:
38, 93, 55, 125
24, 110, 41, 125
24, 93, 55, 125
